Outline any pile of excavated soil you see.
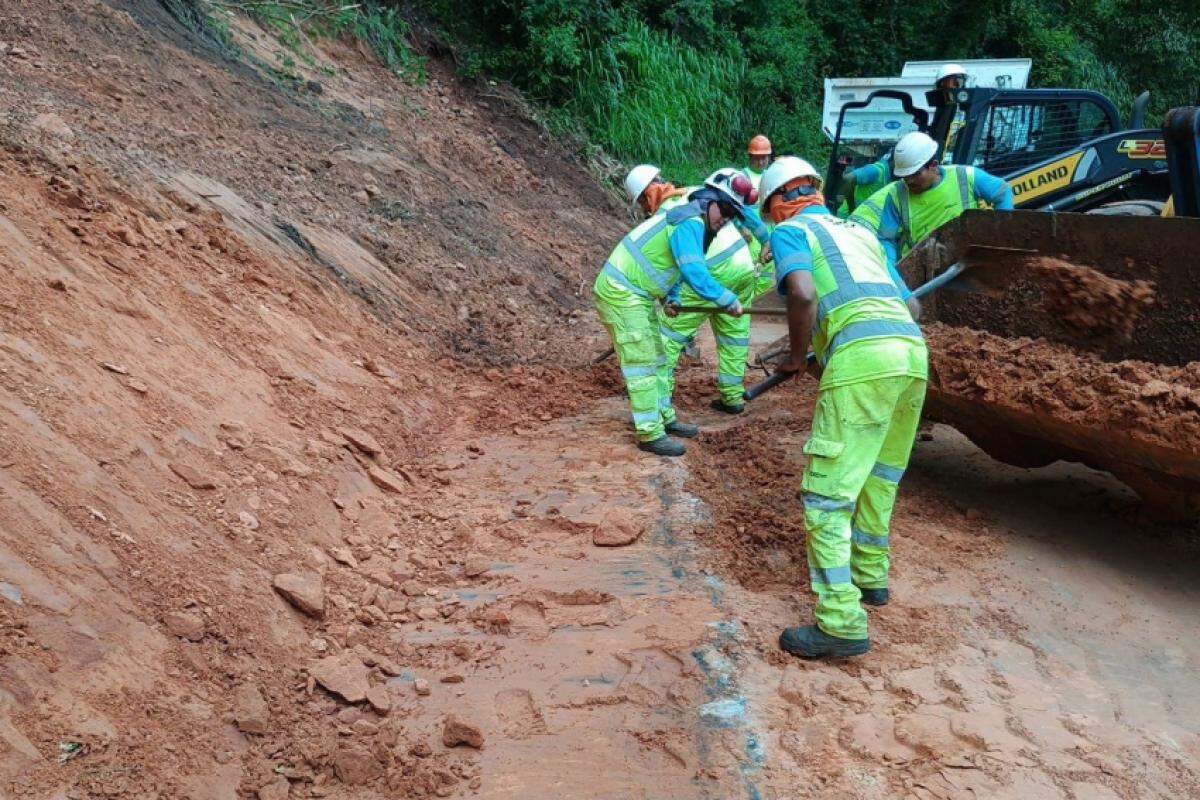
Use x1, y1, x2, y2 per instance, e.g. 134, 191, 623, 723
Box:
1027, 256, 1156, 342
926, 323, 1200, 453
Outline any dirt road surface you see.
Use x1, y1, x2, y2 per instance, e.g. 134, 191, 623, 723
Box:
1, 3, 1198, 799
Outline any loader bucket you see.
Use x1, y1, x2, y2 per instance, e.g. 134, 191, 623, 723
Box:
899, 209, 1200, 518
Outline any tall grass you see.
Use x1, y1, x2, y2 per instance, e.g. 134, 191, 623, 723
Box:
564, 21, 747, 183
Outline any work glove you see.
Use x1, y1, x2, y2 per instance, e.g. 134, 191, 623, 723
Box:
724, 299, 744, 317
663, 301, 681, 318
758, 243, 773, 265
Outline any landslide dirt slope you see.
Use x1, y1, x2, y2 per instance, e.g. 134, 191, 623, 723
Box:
0, 1, 624, 797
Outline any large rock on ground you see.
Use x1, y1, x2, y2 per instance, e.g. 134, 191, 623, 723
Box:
272, 573, 325, 618
310, 653, 370, 703
233, 683, 270, 735
442, 715, 484, 749
332, 746, 383, 785
592, 508, 645, 547
337, 427, 383, 456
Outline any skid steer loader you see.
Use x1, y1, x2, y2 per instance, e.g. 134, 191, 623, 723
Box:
768, 101, 1200, 518
825, 84, 1172, 214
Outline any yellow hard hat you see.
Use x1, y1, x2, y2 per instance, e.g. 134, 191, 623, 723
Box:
748, 135, 772, 156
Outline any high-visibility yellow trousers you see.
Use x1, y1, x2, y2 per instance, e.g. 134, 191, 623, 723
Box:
800, 374, 926, 639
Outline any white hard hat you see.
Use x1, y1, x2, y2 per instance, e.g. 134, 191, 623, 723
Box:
892, 132, 939, 177
702, 167, 757, 213
758, 156, 822, 208
936, 62, 967, 82
624, 164, 661, 203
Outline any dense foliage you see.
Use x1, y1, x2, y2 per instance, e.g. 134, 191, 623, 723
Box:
412, 0, 1200, 181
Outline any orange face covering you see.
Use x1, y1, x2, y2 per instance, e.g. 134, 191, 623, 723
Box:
642, 182, 687, 215
767, 179, 825, 224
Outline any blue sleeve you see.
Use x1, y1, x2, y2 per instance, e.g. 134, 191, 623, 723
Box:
852, 163, 883, 185
666, 282, 682, 304
735, 206, 771, 244
886, 260, 913, 299
669, 218, 738, 308
770, 226, 813, 295
974, 168, 1014, 210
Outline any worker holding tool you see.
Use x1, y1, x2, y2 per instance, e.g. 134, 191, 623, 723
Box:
760, 156, 927, 660
657, 168, 775, 417
744, 135, 773, 191
594, 169, 758, 456
852, 131, 1012, 290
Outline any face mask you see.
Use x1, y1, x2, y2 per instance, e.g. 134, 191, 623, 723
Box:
768, 180, 825, 223
642, 182, 686, 215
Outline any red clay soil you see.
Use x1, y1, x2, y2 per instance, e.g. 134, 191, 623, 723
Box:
925, 323, 1200, 455
1027, 256, 1156, 342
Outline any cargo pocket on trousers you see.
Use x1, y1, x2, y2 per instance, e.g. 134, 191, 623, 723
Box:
800, 436, 847, 500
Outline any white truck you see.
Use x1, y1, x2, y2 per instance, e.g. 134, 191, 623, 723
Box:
822, 59, 1032, 160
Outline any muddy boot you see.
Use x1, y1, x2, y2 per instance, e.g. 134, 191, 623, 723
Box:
637, 436, 686, 457
779, 625, 870, 659
859, 588, 889, 607
710, 398, 745, 415
665, 420, 699, 438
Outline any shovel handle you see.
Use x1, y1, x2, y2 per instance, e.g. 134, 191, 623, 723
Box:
673, 305, 788, 317
743, 264, 967, 402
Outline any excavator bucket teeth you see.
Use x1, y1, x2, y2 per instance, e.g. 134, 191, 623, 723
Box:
901, 209, 1200, 519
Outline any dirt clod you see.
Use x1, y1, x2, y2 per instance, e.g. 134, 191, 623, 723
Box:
233, 683, 270, 735
162, 610, 205, 641
272, 573, 325, 618
591, 508, 645, 547
442, 716, 484, 749
310, 653, 370, 703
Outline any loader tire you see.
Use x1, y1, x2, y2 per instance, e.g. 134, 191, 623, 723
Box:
1085, 200, 1166, 216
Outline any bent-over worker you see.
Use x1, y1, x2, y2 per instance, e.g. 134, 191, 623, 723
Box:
852, 131, 1012, 312
593, 167, 756, 456
761, 156, 928, 659
657, 168, 774, 417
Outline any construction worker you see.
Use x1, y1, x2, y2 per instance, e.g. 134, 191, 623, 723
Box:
657, 168, 775, 417
934, 63, 969, 162
836, 150, 893, 217
760, 156, 927, 659
625, 163, 689, 217
594, 169, 757, 456
744, 135, 773, 191
935, 62, 967, 93
852, 131, 1012, 295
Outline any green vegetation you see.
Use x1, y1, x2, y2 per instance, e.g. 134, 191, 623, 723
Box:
162, 1, 1200, 184
411, 0, 1200, 182
160, 1, 424, 81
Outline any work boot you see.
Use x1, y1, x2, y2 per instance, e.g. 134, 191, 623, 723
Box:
779, 625, 870, 659
637, 436, 686, 457
710, 398, 745, 415
665, 420, 699, 438
859, 587, 889, 607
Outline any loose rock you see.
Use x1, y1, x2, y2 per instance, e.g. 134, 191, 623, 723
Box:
169, 461, 218, 490
462, 556, 490, 577
332, 746, 382, 785
414, 678, 431, 696
442, 716, 484, 749
233, 683, 270, 735
338, 427, 383, 456
163, 610, 205, 642
310, 652, 370, 703
365, 684, 391, 715
592, 508, 645, 547
272, 573, 325, 618
367, 465, 407, 494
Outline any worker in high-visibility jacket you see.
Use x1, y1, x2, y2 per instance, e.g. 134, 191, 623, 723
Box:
836, 151, 893, 218
852, 131, 1013, 291
744, 135, 773, 191
657, 168, 775, 417
761, 156, 927, 659
595, 168, 757, 456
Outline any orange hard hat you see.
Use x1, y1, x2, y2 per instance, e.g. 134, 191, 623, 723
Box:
748, 134, 772, 155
